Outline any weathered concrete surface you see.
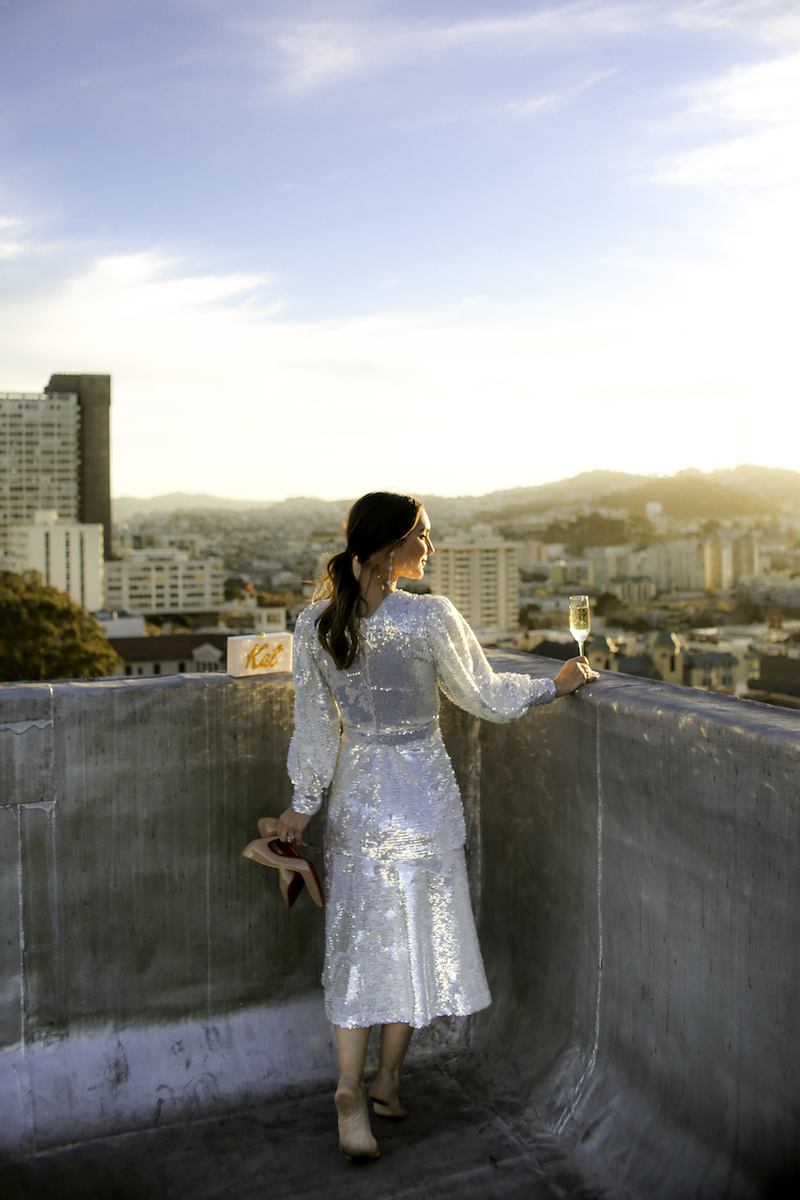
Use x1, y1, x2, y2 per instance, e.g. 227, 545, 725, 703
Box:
1, 661, 799, 1198
470, 656, 800, 1199
1, 673, 319, 1038
0, 1062, 569, 1200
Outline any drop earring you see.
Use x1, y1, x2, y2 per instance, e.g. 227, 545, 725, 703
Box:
386, 549, 395, 591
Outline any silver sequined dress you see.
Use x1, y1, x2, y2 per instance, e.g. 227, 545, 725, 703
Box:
289, 591, 556, 1029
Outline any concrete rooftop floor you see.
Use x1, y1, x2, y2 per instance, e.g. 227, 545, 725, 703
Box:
1, 1063, 578, 1200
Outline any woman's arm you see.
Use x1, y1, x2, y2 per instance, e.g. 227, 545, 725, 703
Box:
281, 606, 341, 840
428, 596, 596, 721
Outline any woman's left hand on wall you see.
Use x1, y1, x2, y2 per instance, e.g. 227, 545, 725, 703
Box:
553, 656, 599, 697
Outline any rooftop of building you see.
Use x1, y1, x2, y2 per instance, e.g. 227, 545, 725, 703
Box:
107, 632, 229, 659
651, 629, 681, 649
1, 659, 798, 1198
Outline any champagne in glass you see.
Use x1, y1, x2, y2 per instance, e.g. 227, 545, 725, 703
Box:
569, 594, 591, 658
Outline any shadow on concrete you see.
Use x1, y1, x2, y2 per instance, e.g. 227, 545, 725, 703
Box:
0, 1064, 579, 1200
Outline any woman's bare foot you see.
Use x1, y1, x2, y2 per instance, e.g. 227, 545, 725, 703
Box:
335, 1076, 380, 1159
368, 1071, 408, 1119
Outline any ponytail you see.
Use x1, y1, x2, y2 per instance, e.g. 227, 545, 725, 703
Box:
314, 491, 421, 670
315, 549, 362, 670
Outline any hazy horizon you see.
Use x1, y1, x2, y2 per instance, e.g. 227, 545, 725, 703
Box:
111, 463, 800, 516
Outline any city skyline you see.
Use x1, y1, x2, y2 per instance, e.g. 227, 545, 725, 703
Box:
1, 1, 798, 500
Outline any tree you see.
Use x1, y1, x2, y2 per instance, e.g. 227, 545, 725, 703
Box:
0, 571, 122, 682
224, 575, 247, 601
732, 592, 764, 624
594, 592, 620, 617
540, 512, 649, 556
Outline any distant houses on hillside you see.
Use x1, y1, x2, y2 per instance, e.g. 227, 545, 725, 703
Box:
523, 628, 760, 697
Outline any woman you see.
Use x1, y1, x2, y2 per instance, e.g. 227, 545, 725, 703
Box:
278, 492, 597, 1159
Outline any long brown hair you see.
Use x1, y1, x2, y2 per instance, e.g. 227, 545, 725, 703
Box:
315, 492, 421, 669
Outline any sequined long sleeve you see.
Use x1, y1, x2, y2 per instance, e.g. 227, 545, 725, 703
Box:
288, 604, 341, 815
427, 596, 556, 720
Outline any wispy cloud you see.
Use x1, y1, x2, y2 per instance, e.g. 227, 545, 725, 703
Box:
0, 213, 59, 261
502, 68, 617, 116
0, 215, 25, 260
655, 51, 800, 187
256, 3, 644, 96
689, 51, 800, 126
250, 1, 799, 98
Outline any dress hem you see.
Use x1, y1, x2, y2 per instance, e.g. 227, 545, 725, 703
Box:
324, 996, 492, 1031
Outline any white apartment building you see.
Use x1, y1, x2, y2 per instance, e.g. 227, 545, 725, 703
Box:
517, 540, 549, 574
424, 540, 519, 641
104, 551, 224, 614
703, 532, 759, 592
6, 510, 103, 611
0, 392, 81, 553
651, 540, 704, 593
584, 540, 705, 594
584, 545, 632, 591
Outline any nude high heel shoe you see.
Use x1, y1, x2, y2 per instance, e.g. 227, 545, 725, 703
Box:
242, 818, 324, 908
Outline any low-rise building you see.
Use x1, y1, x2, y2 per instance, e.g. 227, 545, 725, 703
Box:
548, 558, 590, 589
683, 651, 740, 694
104, 551, 224, 615
516, 628, 575, 654
647, 629, 684, 685
107, 633, 229, 676
214, 597, 286, 633
616, 652, 662, 680
584, 634, 620, 672
609, 575, 657, 604
95, 611, 146, 638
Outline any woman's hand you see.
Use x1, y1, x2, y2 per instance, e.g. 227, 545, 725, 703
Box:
553, 655, 599, 697
277, 806, 312, 847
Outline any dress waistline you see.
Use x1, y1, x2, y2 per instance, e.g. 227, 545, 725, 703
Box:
341, 718, 439, 746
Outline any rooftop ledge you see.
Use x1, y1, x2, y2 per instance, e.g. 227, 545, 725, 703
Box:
1, 656, 798, 1199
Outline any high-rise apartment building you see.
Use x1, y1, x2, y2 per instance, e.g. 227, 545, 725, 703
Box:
45, 374, 112, 560
0, 374, 112, 561
424, 539, 519, 641
0, 391, 81, 529
6, 511, 104, 611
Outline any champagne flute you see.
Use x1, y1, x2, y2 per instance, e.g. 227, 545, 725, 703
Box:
569, 594, 591, 658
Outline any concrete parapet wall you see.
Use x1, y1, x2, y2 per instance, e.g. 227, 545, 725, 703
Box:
472, 654, 800, 1198
1, 662, 799, 1195
0, 673, 317, 1045
0, 673, 327, 1154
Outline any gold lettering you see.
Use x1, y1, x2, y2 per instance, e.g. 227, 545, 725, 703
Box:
244, 641, 285, 671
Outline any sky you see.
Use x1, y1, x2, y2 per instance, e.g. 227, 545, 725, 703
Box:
1, 0, 798, 502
